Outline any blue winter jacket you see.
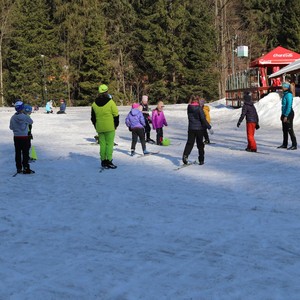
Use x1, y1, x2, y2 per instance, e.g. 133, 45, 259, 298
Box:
125, 108, 145, 129
281, 90, 293, 117
187, 102, 211, 131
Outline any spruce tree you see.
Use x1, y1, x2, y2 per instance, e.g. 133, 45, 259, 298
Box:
134, 0, 218, 103
6, 0, 58, 106
53, 0, 111, 105
278, 0, 300, 51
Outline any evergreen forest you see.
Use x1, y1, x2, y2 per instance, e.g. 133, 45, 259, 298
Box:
1, 0, 300, 106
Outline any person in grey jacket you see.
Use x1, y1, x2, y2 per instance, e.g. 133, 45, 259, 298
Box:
9, 101, 34, 174
237, 92, 259, 152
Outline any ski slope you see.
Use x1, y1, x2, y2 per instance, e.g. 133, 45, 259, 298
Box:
1, 93, 300, 299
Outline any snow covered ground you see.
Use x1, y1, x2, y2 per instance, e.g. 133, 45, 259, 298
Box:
1, 93, 300, 299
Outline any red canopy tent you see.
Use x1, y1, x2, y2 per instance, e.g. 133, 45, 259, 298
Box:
250, 46, 300, 67
249, 46, 300, 87
226, 46, 300, 107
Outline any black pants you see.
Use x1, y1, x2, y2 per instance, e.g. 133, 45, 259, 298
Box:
14, 136, 30, 170
281, 110, 297, 147
144, 118, 151, 137
131, 127, 146, 151
156, 128, 163, 145
183, 130, 205, 162
203, 128, 209, 142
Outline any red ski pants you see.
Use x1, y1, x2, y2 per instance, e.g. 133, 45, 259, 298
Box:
246, 122, 257, 150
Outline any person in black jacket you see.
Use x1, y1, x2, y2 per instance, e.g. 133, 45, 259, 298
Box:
182, 95, 212, 165
140, 95, 155, 144
237, 92, 259, 152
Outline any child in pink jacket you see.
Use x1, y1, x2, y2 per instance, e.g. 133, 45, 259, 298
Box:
152, 101, 168, 145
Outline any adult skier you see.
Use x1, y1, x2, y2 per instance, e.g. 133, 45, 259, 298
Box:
91, 84, 119, 169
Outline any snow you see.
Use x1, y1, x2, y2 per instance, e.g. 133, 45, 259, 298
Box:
1, 93, 300, 299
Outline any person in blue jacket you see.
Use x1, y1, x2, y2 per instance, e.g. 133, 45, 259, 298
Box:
182, 95, 212, 165
57, 99, 66, 114
278, 82, 297, 150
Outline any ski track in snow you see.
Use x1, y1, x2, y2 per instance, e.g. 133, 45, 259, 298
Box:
1, 94, 300, 299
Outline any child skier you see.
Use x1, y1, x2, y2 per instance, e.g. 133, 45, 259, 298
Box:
199, 98, 211, 144
24, 104, 34, 161
140, 95, 155, 144
237, 92, 260, 152
45, 100, 53, 113
125, 103, 150, 156
9, 101, 34, 174
57, 99, 66, 114
152, 101, 168, 145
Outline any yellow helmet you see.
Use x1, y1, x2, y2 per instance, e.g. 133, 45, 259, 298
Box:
99, 84, 108, 93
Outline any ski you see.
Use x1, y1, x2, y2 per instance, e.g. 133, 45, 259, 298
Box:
229, 147, 270, 155
174, 161, 198, 170
12, 172, 18, 177
224, 138, 275, 148
137, 151, 160, 158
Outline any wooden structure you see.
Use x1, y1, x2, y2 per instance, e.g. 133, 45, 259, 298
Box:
226, 46, 300, 107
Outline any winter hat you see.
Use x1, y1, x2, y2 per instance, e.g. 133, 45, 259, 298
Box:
132, 103, 140, 109
99, 84, 108, 93
199, 99, 205, 106
15, 101, 24, 112
142, 95, 148, 102
282, 82, 290, 89
24, 104, 32, 113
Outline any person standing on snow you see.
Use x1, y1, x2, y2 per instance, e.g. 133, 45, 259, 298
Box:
125, 103, 150, 156
277, 82, 297, 150
23, 104, 34, 161
91, 84, 119, 169
9, 101, 34, 174
237, 92, 260, 152
182, 95, 212, 165
140, 95, 155, 144
152, 100, 168, 145
199, 97, 211, 144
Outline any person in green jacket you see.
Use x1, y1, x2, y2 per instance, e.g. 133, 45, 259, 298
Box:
91, 84, 119, 169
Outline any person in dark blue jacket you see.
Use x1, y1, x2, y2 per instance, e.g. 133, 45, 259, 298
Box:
182, 95, 212, 165
277, 82, 297, 150
57, 99, 66, 114
237, 92, 259, 152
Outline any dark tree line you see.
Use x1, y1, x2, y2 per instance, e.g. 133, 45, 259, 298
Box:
0, 0, 299, 106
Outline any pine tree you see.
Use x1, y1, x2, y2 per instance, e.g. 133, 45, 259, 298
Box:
79, 11, 111, 104
0, 0, 16, 106
53, 0, 111, 105
133, 0, 218, 103
102, 0, 138, 103
278, 0, 300, 51
6, 0, 59, 106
